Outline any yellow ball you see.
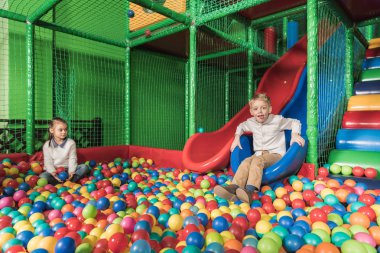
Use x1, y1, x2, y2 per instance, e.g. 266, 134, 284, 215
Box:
292, 180, 304, 192
38, 236, 57, 253
312, 221, 331, 234
180, 202, 192, 211
90, 227, 103, 238
27, 235, 44, 252
277, 211, 292, 221
273, 199, 286, 211
13, 220, 32, 232
321, 189, 335, 199
211, 209, 223, 220
256, 220, 272, 234
219, 206, 231, 214
289, 192, 303, 202
221, 231, 235, 243
29, 213, 45, 224
168, 214, 183, 231
275, 187, 288, 198
83, 235, 98, 247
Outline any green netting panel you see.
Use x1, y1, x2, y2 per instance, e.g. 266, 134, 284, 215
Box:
199, 0, 265, 15
53, 33, 125, 148
1, 0, 47, 17
130, 49, 186, 150
316, 4, 366, 167
0, 19, 27, 154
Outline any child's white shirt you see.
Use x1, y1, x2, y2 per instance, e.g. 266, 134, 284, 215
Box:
43, 138, 78, 174
235, 114, 301, 156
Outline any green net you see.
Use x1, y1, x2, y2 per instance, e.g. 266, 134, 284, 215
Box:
316, 4, 366, 166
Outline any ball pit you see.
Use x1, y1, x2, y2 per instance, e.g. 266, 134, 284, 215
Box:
2, 157, 380, 253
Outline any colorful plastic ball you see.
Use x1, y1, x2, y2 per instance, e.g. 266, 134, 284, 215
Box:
112, 200, 126, 213
30, 250, 48, 253
283, 234, 304, 252
58, 172, 69, 181
303, 233, 323, 246
16, 230, 34, 248
96, 197, 110, 210
82, 204, 97, 220
186, 232, 205, 249
212, 216, 229, 233
364, 167, 377, 178
257, 237, 279, 253
341, 239, 367, 253
127, 9, 135, 18
341, 165, 352, 176
108, 232, 128, 253
2, 238, 23, 252
200, 180, 210, 189
331, 231, 351, 247
329, 164, 341, 175
353, 232, 376, 247
278, 216, 294, 229
130, 239, 151, 253
54, 236, 76, 253
349, 212, 370, 228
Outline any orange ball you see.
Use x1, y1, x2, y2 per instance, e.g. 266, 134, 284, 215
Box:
315, 242, 340, 253
349, 212, 370, 228
224, 239, 242, 251
296, 244, 315, 253
369, 226, 380, 245
335, 188, 349, 203
344, 179, 356, 187
326, 179, 340, 189
32, 165, 43, 175
180, 209, 193, 219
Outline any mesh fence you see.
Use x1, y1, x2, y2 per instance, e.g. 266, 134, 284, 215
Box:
316, 4, 366, 166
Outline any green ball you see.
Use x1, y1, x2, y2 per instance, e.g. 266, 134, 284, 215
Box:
75, 243, 93, 253
303, 233, 323, 246
341, 165, 352, 176
200, 180, 210, 189
362, 241, 377, 253
205, 232, 224, 245
332, 226, 352, 237
2, 238, 23, 252
271, 225, 289, 239
324, 194, 339, 206
349, 225, 369, 235
341, 239, 367, 253
182, 245, 201, 253
329, 164, 342, 174
37, 177, 48, 187
312, 229, 331, 243
263, 232, 282, 248
82, 204, 97, 219
257, 237, 280, 253
128, 181, 138, 191
328, 213, 343, 226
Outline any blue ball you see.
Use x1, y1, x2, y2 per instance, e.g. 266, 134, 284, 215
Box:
96, 197, 110, 210
134, 220, 151, 233
279, 216, 294, 229
113, 200, 126, 212
30, 250, 49, 253
186, 232, 205, 249
16, 230, 34, 247
18, 182, 31, 191
293, 220, 311, 233
289, 226, 307, 238
146, 205, 160, 218
197, 213, 208, 227
183, 216, 200, 227
291, 208, 307, 219
283, 234, 304, 252
89, 160, 97, 167
205, 242, 224, 253
130, 239, 151, 253
58, 171, 69, 181
212, 216, 229, 233
3, 187, 15, 196
55, 237, 76, 253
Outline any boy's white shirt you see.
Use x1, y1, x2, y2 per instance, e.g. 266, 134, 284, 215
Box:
235, 114, 301, 156
43, 138, 78, 174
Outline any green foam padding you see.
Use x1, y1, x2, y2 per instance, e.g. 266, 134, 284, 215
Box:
328, 149, 380, 179
361, 69, 380, 82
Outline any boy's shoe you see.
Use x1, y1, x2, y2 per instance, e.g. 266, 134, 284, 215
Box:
236, 187, 254, 204
214, 184, 239, 201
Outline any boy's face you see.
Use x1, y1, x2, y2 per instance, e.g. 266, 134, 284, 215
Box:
50, 122, 68, 141
250, 99, 272, 123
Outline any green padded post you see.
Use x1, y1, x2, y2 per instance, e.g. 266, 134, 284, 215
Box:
365, 25, 374, 41
185, 61, 190, 139
306, 0, 318, 167
282, 17, 288, 55
248, 25, 254, 101
26, 23, 35, 155
225, 70, 230, 124
188, 0, 197, 136
345, 28, 354, 102
28, 0, 61, 23
125, 2, 131, 145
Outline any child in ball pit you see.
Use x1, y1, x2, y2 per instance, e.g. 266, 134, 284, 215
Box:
40, 117, 90, 185
214, 93, 305, 204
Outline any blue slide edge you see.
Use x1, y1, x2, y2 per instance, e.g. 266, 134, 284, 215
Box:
230, 67, 308, 185
336, 129, 380, 152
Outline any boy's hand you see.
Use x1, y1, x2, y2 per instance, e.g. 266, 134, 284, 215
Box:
68, 172, 75, 181
291, 133, 305, 147
230, 135, 242, 152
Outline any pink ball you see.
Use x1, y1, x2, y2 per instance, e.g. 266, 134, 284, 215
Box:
314, 184, 325, 194
354, 232, 376, 247
0, 197, 15, 209
64, 195, 75, 204
13, 190, 26, 202
73, 207, 84, 216
120, 216, 136, 234
354, 187, 365, 195
48, 209, 63, 221
105, 186, 114, 194
241, 246, 259, 253
107, 213, 118, 224
120, 185, 128, 191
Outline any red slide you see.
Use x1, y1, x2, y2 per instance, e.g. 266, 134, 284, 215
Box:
182, 36, 308, 173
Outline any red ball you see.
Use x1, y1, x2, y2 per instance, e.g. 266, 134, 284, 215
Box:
321, 205, 334, 214
56, 166, 66, 173
262, 203, 276, 214
222, 213, 233, 223
358, 194, 376, 206
292, 199, 306, 209
281, 194, 292, 206
232, 217, 249, 232
309, 208, 328, 223
228, 223, 244, 241
247, 209, 261, 227
302, 190, 316, 202
108, 232, 129, 253
358, 206, 376, 222
352, 166, 365, 177
94, 239, 109, 252
65, 231, 82, 246
54, 227, 70, 239
5, 245, 26, 253
364, 167, 378, 179
161, 236, 178, 249
309, 197, 323, 206
183, 224, 200, 238
261, 195, 273, 204
318, 167, 329, 177
66, 217, 82, 231
131, 229, 150, 243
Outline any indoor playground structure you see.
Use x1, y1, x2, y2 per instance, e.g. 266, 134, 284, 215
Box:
1, 0, 380, 252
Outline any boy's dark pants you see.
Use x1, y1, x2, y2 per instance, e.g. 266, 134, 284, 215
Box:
232, 151, 282, 189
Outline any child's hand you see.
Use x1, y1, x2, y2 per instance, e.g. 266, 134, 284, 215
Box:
230, 135, 242, 152
68, 172, 75, 181
291, 133, 305, 147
